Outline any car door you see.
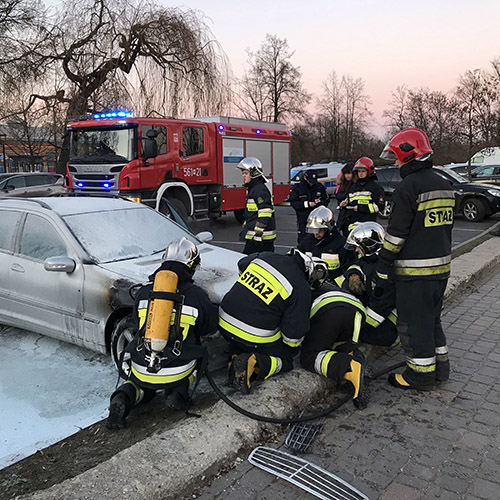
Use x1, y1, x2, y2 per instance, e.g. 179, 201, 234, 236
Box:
1, 175, 26, 196
9, 212, 85, 343
0, 209, 23, 323
23, 174, 57, 196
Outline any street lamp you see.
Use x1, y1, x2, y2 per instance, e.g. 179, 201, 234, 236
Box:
0, 134, 6, 173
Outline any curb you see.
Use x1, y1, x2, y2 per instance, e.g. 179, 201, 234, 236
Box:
22, 236, 500, 500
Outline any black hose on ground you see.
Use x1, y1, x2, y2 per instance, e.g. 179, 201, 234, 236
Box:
204, 360, 406, 425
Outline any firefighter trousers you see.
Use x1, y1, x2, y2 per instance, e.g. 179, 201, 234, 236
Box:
396, 279, 448, 387
300, 306, 359, 385
243, 239, 275, 255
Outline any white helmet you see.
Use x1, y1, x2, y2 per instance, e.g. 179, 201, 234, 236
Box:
162, 237, 201, 272
236, 157, 265, 179
306, 206, 335, 233
294, 249, 328, 289
345, 222, 386, 257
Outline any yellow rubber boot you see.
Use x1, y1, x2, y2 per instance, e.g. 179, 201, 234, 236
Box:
343, 359, 369, 409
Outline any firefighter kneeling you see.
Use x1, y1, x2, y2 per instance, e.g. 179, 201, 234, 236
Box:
219, 250, 328, 394
106, 237, 218, 429
300, 281, 370, 409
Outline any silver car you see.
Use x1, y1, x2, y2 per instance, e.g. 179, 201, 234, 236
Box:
0, 197, 241, 370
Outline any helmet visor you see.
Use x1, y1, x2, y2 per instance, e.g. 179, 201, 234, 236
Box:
380, 142, 397, 161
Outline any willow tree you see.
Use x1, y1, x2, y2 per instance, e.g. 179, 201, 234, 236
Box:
0, 0, 229, 172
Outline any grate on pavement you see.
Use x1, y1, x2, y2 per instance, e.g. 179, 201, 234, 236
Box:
285, 421, 323, 453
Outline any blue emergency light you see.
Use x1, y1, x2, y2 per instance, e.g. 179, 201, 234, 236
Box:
102, 182, 111, 189
256, 129, 262, 135
92, 110, 134, 120
76, 182, 85, 188
218, 124, 225, 131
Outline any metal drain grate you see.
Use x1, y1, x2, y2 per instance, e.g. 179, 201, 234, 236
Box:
285, 421, 323, 453
248, 446, 369, 500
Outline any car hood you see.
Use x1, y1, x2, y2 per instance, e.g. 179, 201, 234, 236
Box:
96, 243, 241, 304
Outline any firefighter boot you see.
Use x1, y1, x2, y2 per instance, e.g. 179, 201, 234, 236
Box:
343, 358, 370, 409
388, 372, 435, 391
229, 353, 258, 394
106, 392, 129, 430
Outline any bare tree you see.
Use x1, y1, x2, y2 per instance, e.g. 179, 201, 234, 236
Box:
0, 0, 229, 173
238, 34, 310, 123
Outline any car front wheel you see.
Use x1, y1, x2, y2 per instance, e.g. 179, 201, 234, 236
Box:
379, 200, 393, 219
111, 314, 137, 379
462, 198, 486, 222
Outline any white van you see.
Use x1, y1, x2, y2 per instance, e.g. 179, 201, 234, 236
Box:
290, 162, 344, 196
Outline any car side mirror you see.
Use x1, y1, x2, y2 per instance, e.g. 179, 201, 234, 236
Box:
196, 231, 213, 243
471, 172, 477, 178
44, 256, 76, 273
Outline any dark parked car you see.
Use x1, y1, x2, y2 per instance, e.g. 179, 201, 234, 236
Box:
446, 164, 500, 185
0, 173, 67, 198
375, 166, 500, 222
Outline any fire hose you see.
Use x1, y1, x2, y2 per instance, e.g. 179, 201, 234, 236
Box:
204, 360, 406, 425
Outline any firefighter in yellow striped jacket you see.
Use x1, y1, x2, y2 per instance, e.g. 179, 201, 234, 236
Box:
300, 282, 370, 409
219, 250, 328, 393
107, 238, 218, 429
378, 128, 453, 391
237, 157, 276, 255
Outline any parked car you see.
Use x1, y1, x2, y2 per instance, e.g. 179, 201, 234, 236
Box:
290, 162, 344, 196
375, 166, 500, 222
0, 173, 67, 197
0, 197, 242, 371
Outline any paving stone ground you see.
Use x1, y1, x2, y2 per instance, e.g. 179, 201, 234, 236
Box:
192, 265, 500, 500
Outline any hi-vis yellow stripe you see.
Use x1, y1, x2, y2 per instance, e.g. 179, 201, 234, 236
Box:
395, 263, 450, 276
417, 199, 455, 211
237, 263, 290, 304
218, 316, 281, 344
311, 296, 366, 318
131, 364, 195, 384
383, 239, 402, 253
321, 351, 336, 376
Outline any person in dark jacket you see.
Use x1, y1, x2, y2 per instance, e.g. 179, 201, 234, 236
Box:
377, 128, 454, 390
335, 163, 356, 231
218, 250, 328, 393
300, 282, 370, 409
298, 206, 356, 286
339, 157, 385, 236
343, 222, 399, 348
106, 238, 218, 429
289, 169, 329, 244
237, 157, 276, 255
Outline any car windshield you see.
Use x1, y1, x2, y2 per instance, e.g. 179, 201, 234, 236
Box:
437, 167, 467, 184
69, 126, 136, 163
62, 206, 197, 263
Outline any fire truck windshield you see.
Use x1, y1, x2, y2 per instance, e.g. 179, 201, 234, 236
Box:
70, 126, 136, 163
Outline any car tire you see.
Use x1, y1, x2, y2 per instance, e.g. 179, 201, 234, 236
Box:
379, 200, 393, 219
234, 209, 245, 224
462, 198, 486, 222
111, 314, 137, 379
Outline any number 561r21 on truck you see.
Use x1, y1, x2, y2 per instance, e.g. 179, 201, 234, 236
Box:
65, 113, 292, 222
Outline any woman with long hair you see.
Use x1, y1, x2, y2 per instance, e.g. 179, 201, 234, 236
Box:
335, 163, 356, 232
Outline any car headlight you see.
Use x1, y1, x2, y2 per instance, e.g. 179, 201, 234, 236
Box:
487, 189, 500, 198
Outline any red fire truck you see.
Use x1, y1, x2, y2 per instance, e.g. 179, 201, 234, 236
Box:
65, 113, 292, 221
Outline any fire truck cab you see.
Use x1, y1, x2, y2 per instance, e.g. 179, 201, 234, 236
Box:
66, 113, 292, 221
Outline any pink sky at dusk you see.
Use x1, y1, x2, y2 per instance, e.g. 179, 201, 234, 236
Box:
180, 0, 500, 138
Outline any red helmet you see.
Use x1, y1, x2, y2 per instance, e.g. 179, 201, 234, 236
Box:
380, 128, 433, 165
353, 157, 375, 176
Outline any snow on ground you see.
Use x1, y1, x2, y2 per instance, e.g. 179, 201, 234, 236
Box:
0, 326, 117, 469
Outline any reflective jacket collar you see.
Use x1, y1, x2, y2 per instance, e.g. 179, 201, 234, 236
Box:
245, 176, 265, 189
400, 159, 433, 179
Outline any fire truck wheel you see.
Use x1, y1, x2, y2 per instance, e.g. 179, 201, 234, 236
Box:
234, 209, 245, 224
111, 314, 136, 379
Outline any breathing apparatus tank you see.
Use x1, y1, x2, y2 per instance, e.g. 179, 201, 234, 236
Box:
144, 269, 179, 370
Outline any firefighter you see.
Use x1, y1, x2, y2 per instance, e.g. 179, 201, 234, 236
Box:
237, 157, 276, 255
298, 206, 356, 287
289, 169, 329, 243
377, 128, 453, 390
218, 250, 328, 393
339, 157, 385, 236
300, 281, 370, 409
343, 222, 399, 348
106, 238, 218, 429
